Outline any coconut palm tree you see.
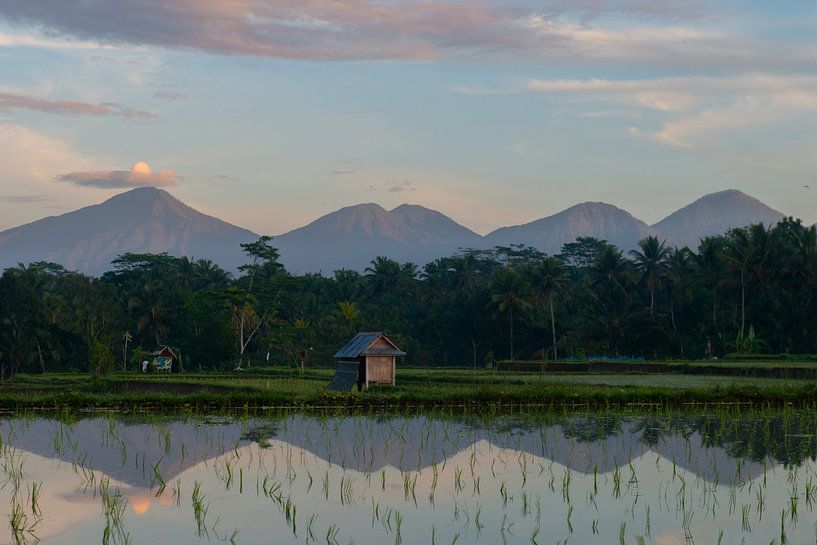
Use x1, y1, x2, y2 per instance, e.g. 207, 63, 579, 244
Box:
337, 300, 360, 336
723, 228, 753, 337
365, 256, 401, 296
488, 268, 532, 360
695, 236, 725, 329
532, 257, 567, 360
630, 236, 671, 316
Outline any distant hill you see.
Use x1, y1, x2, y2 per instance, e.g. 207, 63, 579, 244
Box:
653, 189, 785, 249
0, 187, 258, 275
483, 202, 660, 255
0, 188, 794, 276
272, 203, 482, 274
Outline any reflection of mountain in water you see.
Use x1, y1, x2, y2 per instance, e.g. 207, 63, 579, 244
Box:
1, 414, 813, 489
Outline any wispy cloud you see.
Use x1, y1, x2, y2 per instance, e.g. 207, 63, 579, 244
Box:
388, 181, 417, 193
523, 74, 817, 148
0, 0, 792, 69
0, 30, 114, 50
57, 161, 179, 189
0, 92, 155, 118
153, 91, 190, 100
364, 180, 419, 192
0, 194, 56, 203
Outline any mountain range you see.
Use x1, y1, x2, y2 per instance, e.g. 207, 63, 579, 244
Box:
0, 187, 787, 275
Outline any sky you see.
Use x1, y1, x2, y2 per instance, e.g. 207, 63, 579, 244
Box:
0, 0, 815, 235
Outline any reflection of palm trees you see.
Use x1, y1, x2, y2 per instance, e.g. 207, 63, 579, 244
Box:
631, 416, 672, 447
559, 415, 626, 444
241, 423, 280, 447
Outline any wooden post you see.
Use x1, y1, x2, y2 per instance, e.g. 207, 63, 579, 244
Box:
365, 357, 369, 389
392, 357, 396, 386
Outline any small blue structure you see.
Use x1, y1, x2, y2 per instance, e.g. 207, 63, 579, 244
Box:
152, 346, 176, 373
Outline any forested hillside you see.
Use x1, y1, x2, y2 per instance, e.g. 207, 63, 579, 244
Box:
1, 217, 815, 377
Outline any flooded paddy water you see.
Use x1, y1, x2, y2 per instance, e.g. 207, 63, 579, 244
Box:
0, 411, 815, 545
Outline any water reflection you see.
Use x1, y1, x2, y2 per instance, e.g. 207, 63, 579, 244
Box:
0, 412, 814, 544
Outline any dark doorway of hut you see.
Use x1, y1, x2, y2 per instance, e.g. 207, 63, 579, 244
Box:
328, 332, 405, 392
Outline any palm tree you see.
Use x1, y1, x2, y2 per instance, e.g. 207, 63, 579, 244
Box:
591, 246, 632, 300
589, 246, 633, 355
665, 248, 693, 333
365, 257, 401, 296
695, 237, 724, 329
195, 259, 230, 288
488, 269, 532, 360
723, 228, 753, 337
337, 300, 360, 336
630, 236, 671, 316
790, 222, 817, 282
532, 257, 566, 360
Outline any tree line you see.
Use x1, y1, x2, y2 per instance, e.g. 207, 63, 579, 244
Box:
1, 217, 815, 377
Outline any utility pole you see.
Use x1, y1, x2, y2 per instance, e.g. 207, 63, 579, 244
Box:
123, 331, 132, 372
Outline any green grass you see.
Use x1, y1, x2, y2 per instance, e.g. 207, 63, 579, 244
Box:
500, 359, 817, 369
1, 366, 817, 412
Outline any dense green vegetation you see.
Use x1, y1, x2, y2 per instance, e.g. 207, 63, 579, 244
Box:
1, 368, 817, 411
1, 217, 816, 377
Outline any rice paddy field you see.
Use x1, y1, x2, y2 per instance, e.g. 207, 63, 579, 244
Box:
2, 364, 817, 411
1, 366, 817, 543
1, 409, 817, 544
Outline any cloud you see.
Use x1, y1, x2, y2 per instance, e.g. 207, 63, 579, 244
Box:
523, 74, 817, 149
581, 109, 642, 119
0, 194, 56, 203
57, 161, 179, 189
526, 74, 817, 110
0, 30, 113, 50
153, 91, 190, 100
365, 181, 418, 192
0, 92, 155, 118
388, 181, 417, 193
0, 0, 796, 68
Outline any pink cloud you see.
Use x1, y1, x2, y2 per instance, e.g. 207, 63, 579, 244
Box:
0, 0, 710, 62
57, 162, 178, 189
0, 92, 155, 118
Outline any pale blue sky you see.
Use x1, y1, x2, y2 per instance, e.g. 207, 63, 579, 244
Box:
0, 0, 815, 235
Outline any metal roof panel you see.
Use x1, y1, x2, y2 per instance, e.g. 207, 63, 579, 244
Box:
333, 332, 381, 358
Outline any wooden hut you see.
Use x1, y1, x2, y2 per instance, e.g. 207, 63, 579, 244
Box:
152, 346, 176, 373
329, 332, 405, 391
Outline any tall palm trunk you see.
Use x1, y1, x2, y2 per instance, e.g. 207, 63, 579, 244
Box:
740, 269, 746, 337
549, 297, 558, 361
509, 307, 514, 361
670, 298, 677, 331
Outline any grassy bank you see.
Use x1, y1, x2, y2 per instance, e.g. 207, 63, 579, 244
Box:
0, 367, 816, 412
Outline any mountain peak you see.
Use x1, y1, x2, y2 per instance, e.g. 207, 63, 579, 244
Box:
653, 189, 784, 248
390, 203, 434, 213
485, 200, 658, 254
0, 189, 257, 275
273, 202, 481, 273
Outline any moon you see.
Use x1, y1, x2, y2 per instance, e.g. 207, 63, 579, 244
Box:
131, 161, 152, 175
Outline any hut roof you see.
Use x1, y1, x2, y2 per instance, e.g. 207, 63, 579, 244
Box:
152, 346, 177, 358
334, 332, 406, 358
